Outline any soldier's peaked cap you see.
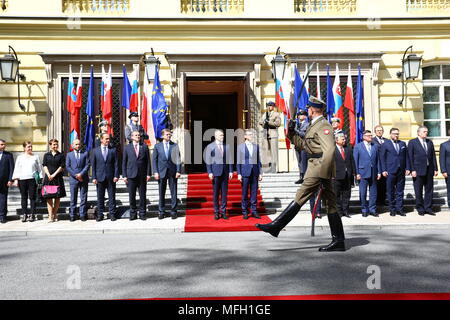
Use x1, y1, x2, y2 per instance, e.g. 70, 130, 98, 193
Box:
307, 96, 326, 109
98, 120, 109, 127
128, 112, 139, 119
266, 101, 276, 106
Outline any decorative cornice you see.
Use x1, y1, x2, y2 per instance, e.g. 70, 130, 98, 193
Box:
166, 53, 266, 64
39, 53, 144, 64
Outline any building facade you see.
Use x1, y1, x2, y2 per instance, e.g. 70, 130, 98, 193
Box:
1, 0, 450, 173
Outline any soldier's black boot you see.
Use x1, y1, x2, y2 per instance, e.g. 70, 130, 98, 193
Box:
319, 213, 346, 252
256, 201, 301, 237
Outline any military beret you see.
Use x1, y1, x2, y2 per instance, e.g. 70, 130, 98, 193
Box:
128, 112, 139, 119
306, 96, 326, 109
266, 101, 276, 106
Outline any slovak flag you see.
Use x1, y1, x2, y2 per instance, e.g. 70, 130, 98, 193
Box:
67, 65, 83, 148
141, 67, 156, 146
129, 65, 139, 113
101, 64, 113, 135
276, 75, 291, 149
333, 64, 344, 128
122, 65, 139, 113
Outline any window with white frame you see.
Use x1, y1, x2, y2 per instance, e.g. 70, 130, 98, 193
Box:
423, 65, 450, 137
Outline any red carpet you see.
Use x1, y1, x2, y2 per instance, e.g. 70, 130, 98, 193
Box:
184, 172, 272, 232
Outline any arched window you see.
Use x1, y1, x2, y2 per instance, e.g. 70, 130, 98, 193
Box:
423, 65, 450, 137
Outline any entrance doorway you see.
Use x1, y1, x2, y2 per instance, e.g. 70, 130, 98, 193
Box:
185, 78, 246, 173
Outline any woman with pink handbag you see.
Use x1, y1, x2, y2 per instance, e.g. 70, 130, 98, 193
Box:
42, 139, 67, 222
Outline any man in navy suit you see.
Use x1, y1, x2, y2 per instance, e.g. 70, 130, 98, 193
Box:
353, 130, 382, 217
334, 133, 355, 218
152, 128, 181, 220
237, 129, 262, 219
66, 139, 90, 222
439, 128, 450, 209
0, 139, 14, 224
206, 129, 234, 220
408, 126, 438, 215
123, 131, 151, 221
91, 133, 119, 222
373, 125, 387, 207
380, 128, 411, 216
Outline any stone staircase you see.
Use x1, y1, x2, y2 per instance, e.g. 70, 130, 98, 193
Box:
4, 173, 448, 220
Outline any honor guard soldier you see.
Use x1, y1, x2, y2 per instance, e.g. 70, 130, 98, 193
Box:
259, 101, 281, 173
95, 120, 116, 149
331, 117, 344, 137
256, 96, 346, 252
125, 112, 149, 144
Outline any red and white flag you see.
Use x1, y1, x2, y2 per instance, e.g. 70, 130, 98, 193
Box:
344, 64, 356, 146
101, 64, 113, 135
141, 67, 156, 146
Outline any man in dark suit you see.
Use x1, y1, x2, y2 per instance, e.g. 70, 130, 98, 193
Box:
353, 130, 382, 217
206, 129, 234, 220
334, 133, 355, 218
123, 131, 151, 220
237, 129, 262, 219
439, 128, 450, 209
294, 110, 309, 184
66, 139, 90, 222
152, 128, 181, 220
408, 126, 438, 216
380, 128, 411, 216
0, 139, 14, 224
91, 133, 119, 222
373, 125, 387, 207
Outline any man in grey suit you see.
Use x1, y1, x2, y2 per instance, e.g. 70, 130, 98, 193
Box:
152, 129, 182, 220
66, 139, 90, 222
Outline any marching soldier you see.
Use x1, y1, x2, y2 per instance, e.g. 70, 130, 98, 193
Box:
256, 96, 346, 252
259, 101, 281, 173
125, 112, 149, 144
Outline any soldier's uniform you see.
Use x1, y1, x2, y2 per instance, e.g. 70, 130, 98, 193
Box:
259, 101, 281, 173
256, 96, 346, 252
125, 112, 149, 144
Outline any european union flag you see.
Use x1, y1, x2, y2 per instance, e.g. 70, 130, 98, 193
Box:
84, 66, 95, 152
356, 65, 364, 143
293, 66, 308, 113
326, 65, 335, 122
151, 70, 168, 140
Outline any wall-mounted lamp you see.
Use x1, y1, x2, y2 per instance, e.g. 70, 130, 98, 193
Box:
0, 46, 26, 111
271, 47, 287, 81
397, 45, 422, 106
143, 48, 161, 81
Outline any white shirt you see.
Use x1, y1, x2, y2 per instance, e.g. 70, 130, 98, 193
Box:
12, 154, 42, 180
245, 141, 253, 155
0, 151, 3, 161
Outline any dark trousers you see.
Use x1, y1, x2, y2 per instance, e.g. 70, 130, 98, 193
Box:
295, 150, 308, 178
413, 166, 434, 213
446, 177, 450, 209
359, 176, 378, 213
335, 177, 352, 215
18, 179, 37, 216
158, 175, 178, 214
0, 183, 9, 218
213, 173, 229, 214
96, 179, 116, 217
241, 174, 258, 214
376, 175, 387, 205
127, 177, 147, 217
386, 170, 406, 212
69, 180, 88, 218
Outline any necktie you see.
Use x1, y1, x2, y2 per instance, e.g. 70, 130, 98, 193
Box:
165, 143, 169, 158
367, 144, 371, 156
340, 147, 345, 160
219, 144, 223, 156
76, 151, 80, 161
422, 140, 428, 153
102, 147, 107, 161
134, 144, 139, 157
394, 141, 399, 153
247, 143, 253, 156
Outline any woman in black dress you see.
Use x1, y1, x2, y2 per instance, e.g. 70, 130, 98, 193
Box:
42, 139, 66, 222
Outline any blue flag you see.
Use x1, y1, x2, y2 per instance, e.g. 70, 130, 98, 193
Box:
151, 69, 168, 140
121, 65, 132, 110
356, 65, 364, 144
84, 66, 95, 152
293, 66, 309, 113
326, 65, 335, 122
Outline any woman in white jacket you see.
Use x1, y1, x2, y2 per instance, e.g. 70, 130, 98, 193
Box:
12, 141, 42, 222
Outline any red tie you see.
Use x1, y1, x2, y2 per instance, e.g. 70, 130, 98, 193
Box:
340, 147, 345, 160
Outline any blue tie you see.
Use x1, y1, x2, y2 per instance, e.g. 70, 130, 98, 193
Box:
165, 143, 169, 158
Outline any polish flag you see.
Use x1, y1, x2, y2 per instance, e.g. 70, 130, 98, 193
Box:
344, 64, 356, 146
141, 67, 156, 146
101, 64, 113, 135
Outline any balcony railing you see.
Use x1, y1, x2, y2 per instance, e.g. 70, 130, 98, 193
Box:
181, 0, 244, 15
62, 0, 130, 15
1, 0, 7, 12
294, 0, 357, 14
406, 0, 450, 12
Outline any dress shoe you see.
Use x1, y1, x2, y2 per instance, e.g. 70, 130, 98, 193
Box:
362, 212, 368, 217
81, 216, 87, 222
252, 212, 261, 219
390, 211, 396, 217
425, 211, 436, 216
243, 213, 249, 219
294, 179, 303, 184
129, 215, 137, 221
158, 213, 165, 220
0, 217, 6, 224
397, 211, 406, 217
343, 213, 351, 218
139, 215, 147, 221
370, 212, 379, 217
70, 216, 76, 222
222, 213, 229, 220
110, 215, 116, 221
418, 212, 425, 216
28, 215, 35, 222
170, 212, 177, 220
96, 215, 103, 222
214, 213, 220, 220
